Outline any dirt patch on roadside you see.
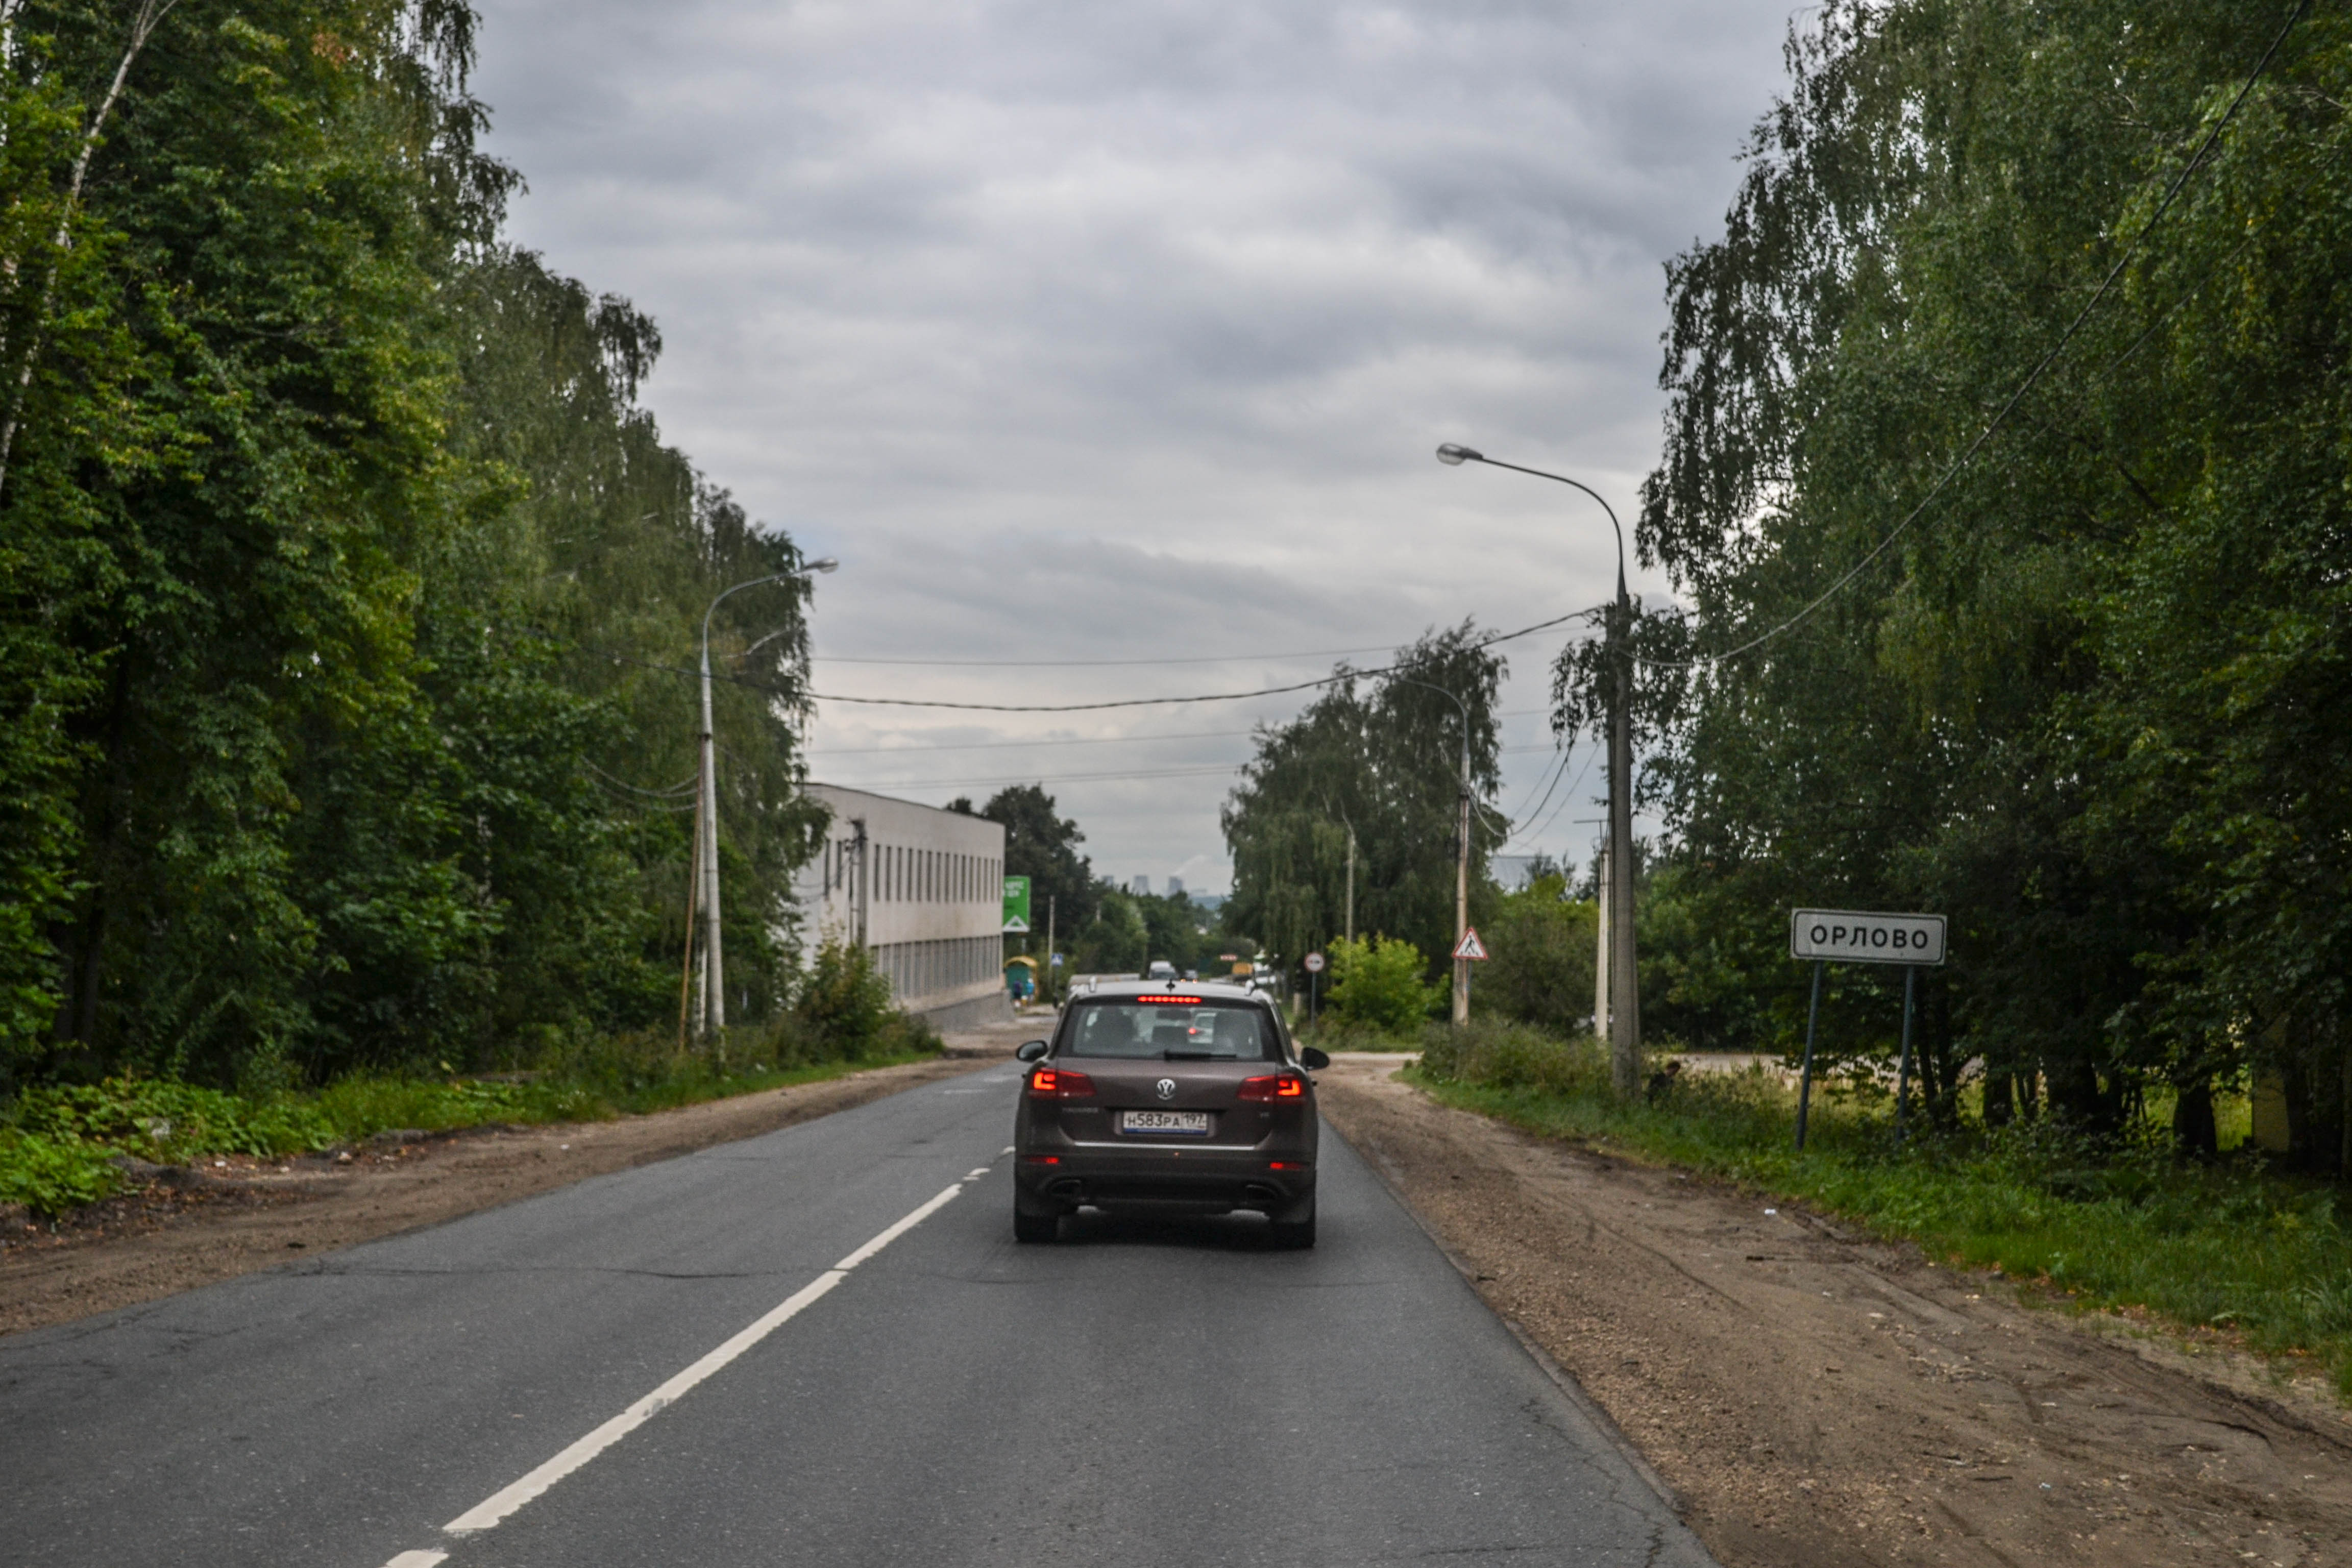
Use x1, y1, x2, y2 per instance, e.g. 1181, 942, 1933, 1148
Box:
1, 1018, 1037, 1337
1318, 1055, 2352, 1568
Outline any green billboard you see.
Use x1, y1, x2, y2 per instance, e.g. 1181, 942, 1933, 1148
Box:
1001, 875, 1031, 933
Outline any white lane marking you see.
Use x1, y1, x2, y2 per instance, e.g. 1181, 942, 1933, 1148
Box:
831, 1183, 962, 1271
1001, 1145, 1015, 1155
439, 1181, 967, 1537
382, 1552, 448, 1567
966, 1167, 991, 1179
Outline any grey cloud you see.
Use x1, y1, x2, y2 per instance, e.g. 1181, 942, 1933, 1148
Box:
471, 0, 1796, 889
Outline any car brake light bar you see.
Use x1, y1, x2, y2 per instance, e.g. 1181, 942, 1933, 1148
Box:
1135, 994, 1202, 1004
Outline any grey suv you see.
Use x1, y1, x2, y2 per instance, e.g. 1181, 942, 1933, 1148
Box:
1012, 979, 1328, 1246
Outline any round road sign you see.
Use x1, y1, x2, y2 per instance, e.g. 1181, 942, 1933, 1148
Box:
1303, 951, 1326, 973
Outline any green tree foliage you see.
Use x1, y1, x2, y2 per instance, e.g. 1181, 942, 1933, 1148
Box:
1634, 0, 2351, 1158
1322, 935, 1436, 1034
0, 1, 823, 1094
1223, 625, 1505, 982
1480, 875, 1598, 1035
961, 783, 1097, 941
1069, 888, 1146, 975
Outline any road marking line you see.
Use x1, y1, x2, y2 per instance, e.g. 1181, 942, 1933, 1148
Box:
382, 1552, 448, 1567
966, 1167, 991, 1179
438, 1181, 965, 1538
832, 1183, 962, 1270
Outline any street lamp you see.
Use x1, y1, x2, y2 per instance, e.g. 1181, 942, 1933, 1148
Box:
1390, 675, 1474, 1027
1436, 443, 1640, 1097
690, 557, 837, 1043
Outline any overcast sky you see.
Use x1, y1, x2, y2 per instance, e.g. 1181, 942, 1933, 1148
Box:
470, 0, 1800, 895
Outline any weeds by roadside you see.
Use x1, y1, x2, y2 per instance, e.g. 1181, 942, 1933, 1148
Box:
1413, 1017, 2352, 1400
1, 942, 943, 1220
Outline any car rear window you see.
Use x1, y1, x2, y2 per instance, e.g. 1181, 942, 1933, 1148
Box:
1061, 999, 1280, 1061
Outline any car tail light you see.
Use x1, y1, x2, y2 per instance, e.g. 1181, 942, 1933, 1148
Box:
1027, 1068, 1096, 1099
1237, 1074, 1306, 1102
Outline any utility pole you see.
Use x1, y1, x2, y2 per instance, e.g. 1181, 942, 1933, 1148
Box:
1392, 675, 1475, 1027
1344, 823, 1355, 947
1435, 444, 1638, 1091
1593, 834, 1610, 1038
1045, 894, 1056, 1005
851, 817, 869, 949
691, 558, 834, 1044
1453, 766, 1471, 1026
696, 634, 724, 1040
1605, 571, 1639, 1097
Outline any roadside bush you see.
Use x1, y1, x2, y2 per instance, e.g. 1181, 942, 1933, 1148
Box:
0, 945, 948, 1218
0, 1131, 126, 1217
1480, 876, 1598, 1032
1417, 1017, 1611, 1096
1324, 936, 1437, 1034
793, 939, 943, 1061
12, 1077, 334, 1160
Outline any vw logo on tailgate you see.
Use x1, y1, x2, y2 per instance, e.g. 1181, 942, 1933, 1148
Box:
1155, 1078, 1177, 1100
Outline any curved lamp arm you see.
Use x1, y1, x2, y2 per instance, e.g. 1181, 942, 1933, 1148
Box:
1436, 444, 1625, 598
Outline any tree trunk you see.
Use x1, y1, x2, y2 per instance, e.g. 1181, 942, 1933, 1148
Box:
2173, 1079, 2218, 1161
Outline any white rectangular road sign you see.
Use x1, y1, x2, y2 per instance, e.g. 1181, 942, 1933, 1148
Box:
1789, 908, 1946, 967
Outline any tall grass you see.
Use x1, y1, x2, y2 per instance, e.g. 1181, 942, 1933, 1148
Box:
1415, 1018, 2352, 1399
2, 1001, 943, 1219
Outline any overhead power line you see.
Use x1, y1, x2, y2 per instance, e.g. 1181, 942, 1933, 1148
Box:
806, 608, 1597, 713
1643, 0, 2312, 672
803, 707, 1553, 759
810, 641, 1415, 669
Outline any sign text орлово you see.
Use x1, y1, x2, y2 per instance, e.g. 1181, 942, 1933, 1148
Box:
1788, 909, 1946, 967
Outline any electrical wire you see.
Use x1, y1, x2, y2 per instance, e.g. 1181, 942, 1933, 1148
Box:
804, 706, 1554, 759
583, 762, 697, 798
1518, 743, 1599, 849
805, 609, 1599, 712
810, 640, 1417, 669
1638, 0, 2312, 673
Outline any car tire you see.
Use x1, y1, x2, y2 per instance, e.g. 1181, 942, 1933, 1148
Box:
1267, 1207, 1315, 1249
1013, 1207, 1059, 1244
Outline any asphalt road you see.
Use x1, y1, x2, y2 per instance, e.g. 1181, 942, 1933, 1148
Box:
2, 1066, 1715, 1567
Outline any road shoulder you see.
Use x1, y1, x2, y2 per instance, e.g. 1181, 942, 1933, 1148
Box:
1316, 1054, 2352, 1568
0, 1019, 1036, 1337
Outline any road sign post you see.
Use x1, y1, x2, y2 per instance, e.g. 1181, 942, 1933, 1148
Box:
1788, 909, 1947, 1150
1451, 928, 1487, 1020
1304, 951, 1324, 1025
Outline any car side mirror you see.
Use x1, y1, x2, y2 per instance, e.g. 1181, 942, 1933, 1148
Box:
1015, 1040, 1049, 1063
1301, 1046, 1331, 1070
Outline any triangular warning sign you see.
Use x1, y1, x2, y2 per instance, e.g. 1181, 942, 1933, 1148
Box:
1452, 927, 1489, 961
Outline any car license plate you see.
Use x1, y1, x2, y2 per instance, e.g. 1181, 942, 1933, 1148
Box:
1120, 1110, 1210, 1136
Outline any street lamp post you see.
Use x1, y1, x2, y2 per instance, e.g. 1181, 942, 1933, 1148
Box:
1391, 675, 1474, 1026
693, 557, 837, 1044
1436, 443, 1640, 1096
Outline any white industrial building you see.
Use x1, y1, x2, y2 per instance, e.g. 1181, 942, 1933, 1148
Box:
793, 784, 1010, 1032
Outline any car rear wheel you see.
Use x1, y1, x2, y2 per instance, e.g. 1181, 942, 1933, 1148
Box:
1267, 1207, 1315, 1249
1013, 1207, 1059, 1244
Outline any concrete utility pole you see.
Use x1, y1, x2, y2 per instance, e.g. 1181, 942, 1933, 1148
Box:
1605, 574, 1640, 1096
852, 817, 869, 949
1045, 894, 1056, 1005
1392, 675, 1474, 1027
692, 558, 836, 1044
1343, 822, 1355, 947
1594, 836, 1610, 1037
1436, 444, 1640, 1092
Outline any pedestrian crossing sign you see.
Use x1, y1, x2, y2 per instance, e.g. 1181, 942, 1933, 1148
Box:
1452, 927, 1488, 962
